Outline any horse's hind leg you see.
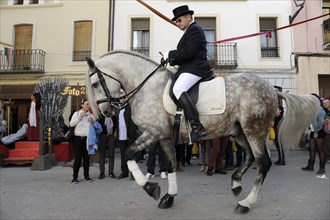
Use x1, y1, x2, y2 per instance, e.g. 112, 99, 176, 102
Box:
230, 131, 255, 196
231, 143, 255, 197
235, 145, 272, 214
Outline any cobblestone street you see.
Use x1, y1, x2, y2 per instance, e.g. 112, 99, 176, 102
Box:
0, 149, 329, 220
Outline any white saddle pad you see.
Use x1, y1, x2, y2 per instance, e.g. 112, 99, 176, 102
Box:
163, 77, 226, 115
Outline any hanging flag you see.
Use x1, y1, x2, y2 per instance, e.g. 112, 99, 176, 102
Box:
4, 47, 11, 65
265, 31, 273, 38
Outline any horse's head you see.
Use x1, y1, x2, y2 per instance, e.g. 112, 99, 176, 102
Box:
85, 50, 171, 119
85, 57, 122, 118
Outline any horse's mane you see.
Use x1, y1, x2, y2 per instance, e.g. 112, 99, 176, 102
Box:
100, 49, 160, 66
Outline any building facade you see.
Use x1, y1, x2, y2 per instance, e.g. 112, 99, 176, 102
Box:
0, 0, 110, 132
291, 0, 330, 98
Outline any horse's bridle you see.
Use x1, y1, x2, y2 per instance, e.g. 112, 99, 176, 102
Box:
89, 63, 164, 109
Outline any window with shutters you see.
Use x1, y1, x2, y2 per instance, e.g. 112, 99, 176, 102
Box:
259, 18, 279, 57
73, 20, 92, 62
131, 18, 150, 57
14, 24, 33, 70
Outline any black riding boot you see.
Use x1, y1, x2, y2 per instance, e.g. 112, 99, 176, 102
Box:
178, 92, 207, 142
301, 159, 314, 171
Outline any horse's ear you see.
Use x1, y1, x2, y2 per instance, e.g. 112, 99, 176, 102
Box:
86, 57, 95, 71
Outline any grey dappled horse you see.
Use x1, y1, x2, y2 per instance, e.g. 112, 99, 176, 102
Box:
85, 50, 319, 214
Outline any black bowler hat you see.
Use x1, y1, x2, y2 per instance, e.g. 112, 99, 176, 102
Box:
171, 5, 194, 21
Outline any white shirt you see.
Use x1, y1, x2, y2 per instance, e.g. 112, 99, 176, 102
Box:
118, 108, 127, 140
29, 101, 37, 127
105, 117, 113, 135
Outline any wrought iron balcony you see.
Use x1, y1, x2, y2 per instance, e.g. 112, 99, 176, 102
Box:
0, 49, 45, 73
130, 45, 237, 69
261, 47, 279, 57
322, 18, 330, 50
206, 43, 238, 69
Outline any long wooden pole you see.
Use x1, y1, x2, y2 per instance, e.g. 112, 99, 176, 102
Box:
136, 0, 176, 27
0, 41, 13, 47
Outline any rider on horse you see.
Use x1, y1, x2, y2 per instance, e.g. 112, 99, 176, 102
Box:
162, 5, 213, 142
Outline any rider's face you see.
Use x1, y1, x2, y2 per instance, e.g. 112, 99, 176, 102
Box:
175, 14, 191, 31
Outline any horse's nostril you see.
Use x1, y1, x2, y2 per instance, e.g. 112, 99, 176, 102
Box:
104, 111, 108, 115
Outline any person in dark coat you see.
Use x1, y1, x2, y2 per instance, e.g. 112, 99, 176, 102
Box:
97, 113, 116, 179
162, 5, 213, 142
273, 106, 285, 165
114, 90, 139, 180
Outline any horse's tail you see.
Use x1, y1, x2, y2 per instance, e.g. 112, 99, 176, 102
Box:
277, 92, 319, 150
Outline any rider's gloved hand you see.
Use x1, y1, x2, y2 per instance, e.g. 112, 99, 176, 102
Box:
162, 51, 169, 60
160, 51, 169, 66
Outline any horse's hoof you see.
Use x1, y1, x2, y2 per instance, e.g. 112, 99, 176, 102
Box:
158, 193, 175, 209
143, 182, 161, 200
232, 186, 242, 197
234, 203, 250, 214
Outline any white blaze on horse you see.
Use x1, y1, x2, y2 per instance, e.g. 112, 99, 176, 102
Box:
85, 50, 319, 214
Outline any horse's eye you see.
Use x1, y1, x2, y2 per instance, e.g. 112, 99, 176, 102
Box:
92, 82, 99, 88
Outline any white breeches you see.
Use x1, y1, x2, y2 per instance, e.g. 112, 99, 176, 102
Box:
173, 73, 202, 99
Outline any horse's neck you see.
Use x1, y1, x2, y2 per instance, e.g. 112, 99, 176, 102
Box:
127, 68, 170, 111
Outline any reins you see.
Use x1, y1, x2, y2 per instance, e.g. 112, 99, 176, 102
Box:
90, 62, 164, 109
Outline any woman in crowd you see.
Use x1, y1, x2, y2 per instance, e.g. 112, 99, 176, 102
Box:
27, 92, 41, 141
301, 94, 327, 174
70, 98, 96, 184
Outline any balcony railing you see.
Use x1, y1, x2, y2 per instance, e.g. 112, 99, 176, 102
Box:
261, 47, 279, 57
207, 43, 237, 69
0, 49, 45, 73
322, 18, 330, 50
130, 45, 237, 69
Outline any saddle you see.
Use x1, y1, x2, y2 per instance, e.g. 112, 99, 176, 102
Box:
163, 74, 227, 143
169, 72, 216, 106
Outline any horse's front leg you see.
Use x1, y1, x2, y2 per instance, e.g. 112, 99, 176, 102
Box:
127, 160, 161, 200
126, 131, 161, 200
157, 139, 177, 209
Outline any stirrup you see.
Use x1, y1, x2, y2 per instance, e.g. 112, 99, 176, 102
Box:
190, 130, 207, 143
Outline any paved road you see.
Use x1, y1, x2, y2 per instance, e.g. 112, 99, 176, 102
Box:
0, 148, 329, 220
